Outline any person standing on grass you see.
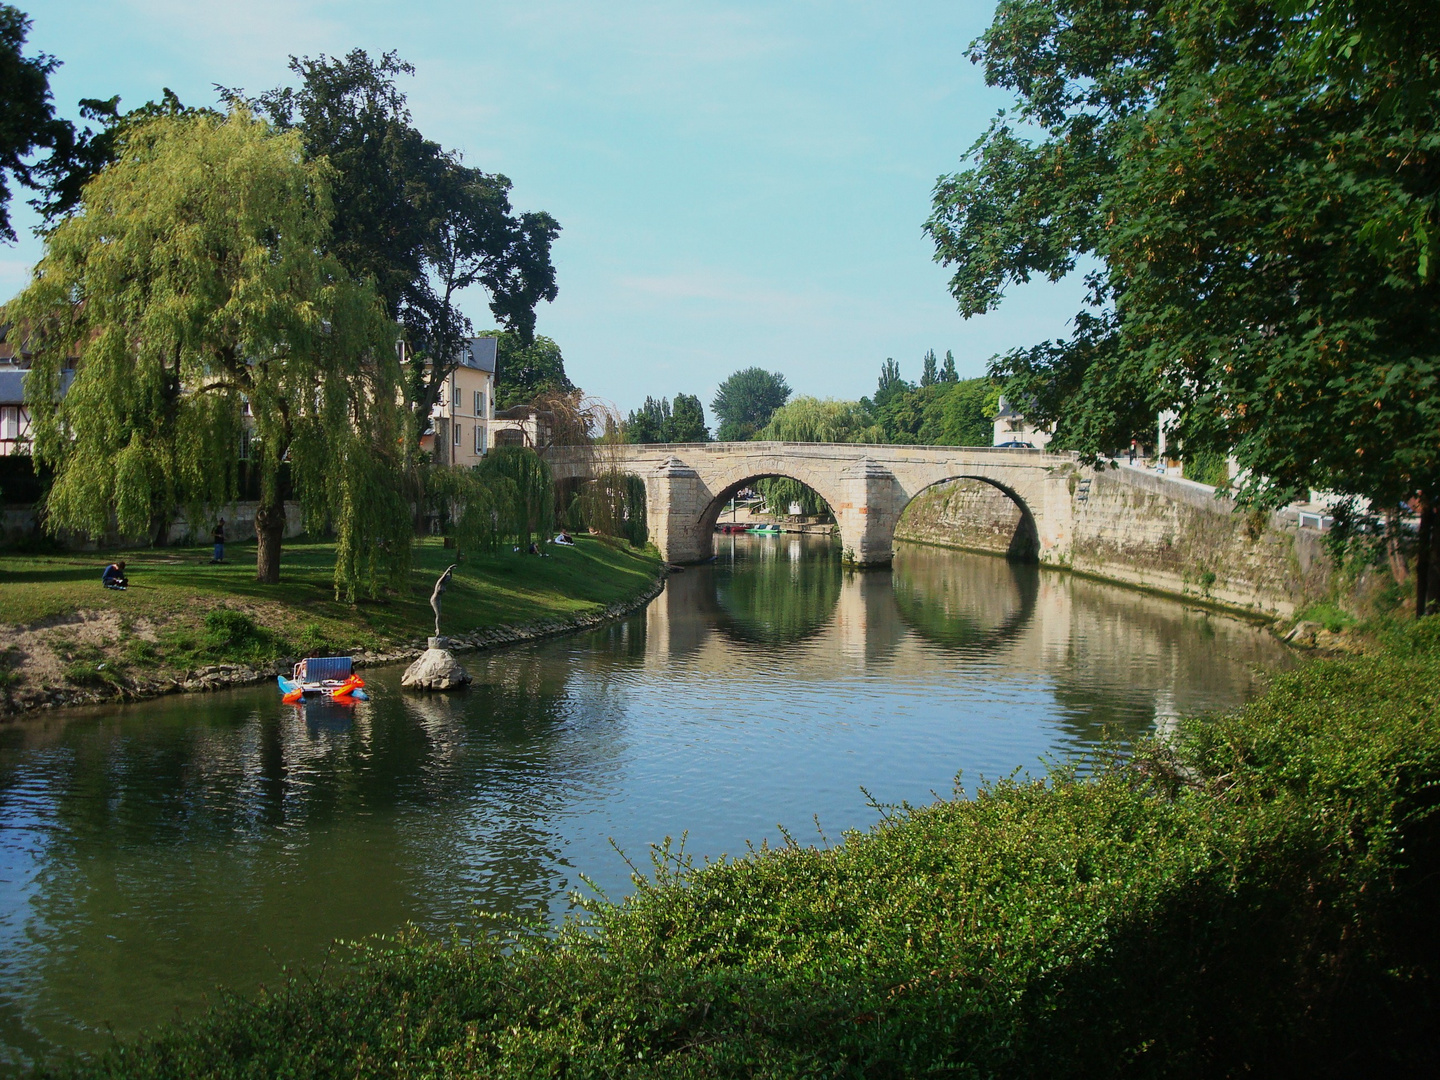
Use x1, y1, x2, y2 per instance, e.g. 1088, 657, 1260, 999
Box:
212, 519, 225, 564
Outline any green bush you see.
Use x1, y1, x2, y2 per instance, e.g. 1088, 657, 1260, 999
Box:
200, 608, 282, 665
1297, 601, 1358, 634
46, 627, 1440, 1078
1182, 449, 1230, 488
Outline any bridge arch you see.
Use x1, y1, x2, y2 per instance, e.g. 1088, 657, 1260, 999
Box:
894, 475, 1040, 563
696, 468, 844, 541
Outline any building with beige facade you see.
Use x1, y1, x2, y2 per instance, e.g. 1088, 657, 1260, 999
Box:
420, 337, 497, 467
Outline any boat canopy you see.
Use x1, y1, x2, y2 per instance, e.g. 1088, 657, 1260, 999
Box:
296, 656, 352, 681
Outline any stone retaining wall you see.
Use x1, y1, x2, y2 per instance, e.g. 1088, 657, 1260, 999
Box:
1, 501, 306, 548
895, 465, 1336, 619
1068, 466, 1330, 618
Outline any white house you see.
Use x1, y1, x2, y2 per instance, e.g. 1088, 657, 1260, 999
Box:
991, 396, 1053, 449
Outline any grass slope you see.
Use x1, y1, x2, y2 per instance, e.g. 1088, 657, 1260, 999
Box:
0, 536, 660, 694
43, 623, 1440, 1078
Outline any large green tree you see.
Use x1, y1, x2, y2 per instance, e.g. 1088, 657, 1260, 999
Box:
760, 396, 878, 443
0, 5, 71, 239
14, 111, 408, 596
625, 396, 671, 444
712, 367, 791, 441
625, 392, 709, 443
669, 393, 709, 442
483, 329, 574, 409
246, 51, 561, 439
928, 0, 1440, 612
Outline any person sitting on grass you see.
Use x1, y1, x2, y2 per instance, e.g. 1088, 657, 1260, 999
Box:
101, 561, 128, 590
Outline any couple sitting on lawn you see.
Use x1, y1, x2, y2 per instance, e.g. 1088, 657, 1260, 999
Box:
102, 561, 128, 590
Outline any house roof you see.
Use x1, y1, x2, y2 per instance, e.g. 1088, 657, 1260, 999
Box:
0, 370, 23, 405
460, 336, 497, 373
0, 368, 75, 406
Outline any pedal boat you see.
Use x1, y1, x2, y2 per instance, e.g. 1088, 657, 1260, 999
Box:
278, 656, 368, 704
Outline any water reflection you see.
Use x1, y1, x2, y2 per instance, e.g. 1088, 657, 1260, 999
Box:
709, 534, 843, 646
892, 548, 1040, 650
0, 536, 1293, 1072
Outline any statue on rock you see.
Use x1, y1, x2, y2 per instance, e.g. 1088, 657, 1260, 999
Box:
404, 564, 470, 691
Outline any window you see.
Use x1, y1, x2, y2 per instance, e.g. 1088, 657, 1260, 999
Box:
453, 422, 462, 446
1, 406, 16, 440
452, 384, 462, 409
474, 390, 484, 417
475, 424, 486, 454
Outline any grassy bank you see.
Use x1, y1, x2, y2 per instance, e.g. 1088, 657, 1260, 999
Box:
0, 536, 661, 705
43, 623, 1440, 1077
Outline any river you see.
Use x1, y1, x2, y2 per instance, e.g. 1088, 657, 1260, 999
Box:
0, 536, 1292, 1072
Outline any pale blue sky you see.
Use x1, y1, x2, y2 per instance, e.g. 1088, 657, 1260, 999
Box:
10, 0, 1084, 414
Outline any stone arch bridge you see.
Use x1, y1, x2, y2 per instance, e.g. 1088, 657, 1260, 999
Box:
545, 442, 1079, 568
546, 440, 1327, 618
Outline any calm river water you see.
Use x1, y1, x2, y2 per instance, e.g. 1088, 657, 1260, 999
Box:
0, 537, 1293, 1071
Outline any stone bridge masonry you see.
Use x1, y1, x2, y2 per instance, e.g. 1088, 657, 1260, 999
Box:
546, 441, 1338, 619
546, 441, 1075, 568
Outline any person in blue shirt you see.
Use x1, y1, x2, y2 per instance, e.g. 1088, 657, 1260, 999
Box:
101, 561, 128, 590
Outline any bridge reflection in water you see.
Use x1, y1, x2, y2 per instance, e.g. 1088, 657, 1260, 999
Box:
646, 534, 1284, 744
0, 537, 1291, 1073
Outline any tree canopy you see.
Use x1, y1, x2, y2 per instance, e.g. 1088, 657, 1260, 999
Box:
760, 397, 877, 444
245, 51, 561, 438
483, 329, 574, 409
0, 5, 70, 240
625, 392, 709, 444
712, 368, 791, 441
928, 0, 1440, 609
13, 110, 408, 597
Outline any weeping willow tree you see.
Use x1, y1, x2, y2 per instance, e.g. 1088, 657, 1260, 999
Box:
12, 109, 409, 596
426, 465, 518, 557
475, 446, 553, 550
579, 470, 647, 548
757, 477, 831, 519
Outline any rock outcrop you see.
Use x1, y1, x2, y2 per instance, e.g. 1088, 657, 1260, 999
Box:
401, 646, 471, 691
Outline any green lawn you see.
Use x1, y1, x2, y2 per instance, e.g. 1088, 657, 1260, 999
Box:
0, 535, 661, 691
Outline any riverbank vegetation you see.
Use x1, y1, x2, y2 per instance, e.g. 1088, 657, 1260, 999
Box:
929, 0, 1440, 614
0, 535, 660, 710
41, 619, 1439, 1077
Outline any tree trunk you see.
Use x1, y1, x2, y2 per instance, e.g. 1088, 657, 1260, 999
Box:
1430, 504, 1440, 616
255, 498, 285, 585
1416, 499, 1433, 619
1385, 508, 1409, 584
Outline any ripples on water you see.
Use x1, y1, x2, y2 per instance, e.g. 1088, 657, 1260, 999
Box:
0, 538, 1292, 1070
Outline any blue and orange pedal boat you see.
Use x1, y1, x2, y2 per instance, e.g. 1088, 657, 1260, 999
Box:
277, 656, 368, 704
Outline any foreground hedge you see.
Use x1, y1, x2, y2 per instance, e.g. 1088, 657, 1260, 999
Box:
52, 625, 1440, 1078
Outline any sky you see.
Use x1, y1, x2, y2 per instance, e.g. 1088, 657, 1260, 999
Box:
8, 0, 1087, 415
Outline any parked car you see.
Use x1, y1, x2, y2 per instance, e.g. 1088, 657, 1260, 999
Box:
995, 440, 1036, 449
